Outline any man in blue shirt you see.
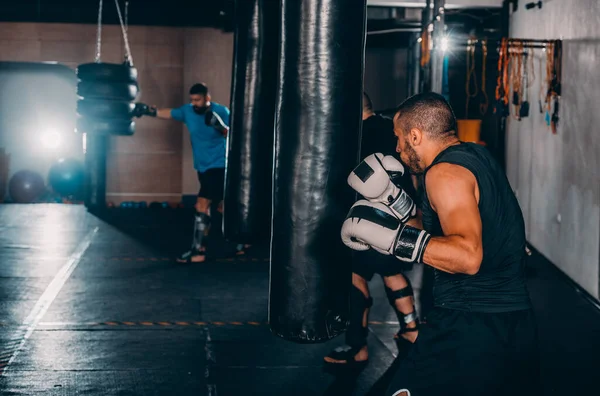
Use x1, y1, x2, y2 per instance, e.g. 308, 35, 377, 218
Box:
135, 83, 233, 263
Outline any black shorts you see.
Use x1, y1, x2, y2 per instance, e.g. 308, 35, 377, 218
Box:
352, 250, 412, 281
197, 168, 225, 202
386, 307, 541, 396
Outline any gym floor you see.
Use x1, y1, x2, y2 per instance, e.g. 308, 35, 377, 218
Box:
0, 204, 598, 395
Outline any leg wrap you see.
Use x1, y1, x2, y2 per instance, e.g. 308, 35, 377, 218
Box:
192, 212, 211, 251
346, 285, 373, 348
385, 277, 419, 333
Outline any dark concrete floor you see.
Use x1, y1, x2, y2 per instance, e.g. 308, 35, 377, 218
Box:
0, 204, 598, 395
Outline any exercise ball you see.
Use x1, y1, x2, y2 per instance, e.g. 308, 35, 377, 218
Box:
9, 170, 45, 203
48, 158, 85, 198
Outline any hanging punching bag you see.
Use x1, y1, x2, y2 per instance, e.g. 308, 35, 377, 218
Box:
269, 0, 367, 342
223, 0, 279, 243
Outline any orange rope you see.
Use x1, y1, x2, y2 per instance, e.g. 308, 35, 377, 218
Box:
495, 38, 505, 102
510, 41, 523, 120
420, 30, 431, 67
495, 38, 510, 113
545, 43, 554, 109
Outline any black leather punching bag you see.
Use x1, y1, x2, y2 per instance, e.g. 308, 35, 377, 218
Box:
223, 0, 278, 243
269, 0, 367, 342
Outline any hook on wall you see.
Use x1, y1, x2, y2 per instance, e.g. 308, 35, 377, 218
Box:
525, 1, 543, 10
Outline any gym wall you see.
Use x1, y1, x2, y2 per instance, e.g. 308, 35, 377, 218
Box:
179, 32, 409, 195
181, 28, 234, 196
0, 22, 408, 205
0, 22, 186, 204
506, 1, 600, 299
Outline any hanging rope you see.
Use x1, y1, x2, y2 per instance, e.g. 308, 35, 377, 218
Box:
495, 38, 510, 113
528, 47, 535, 88
550, 40, 562, 134
519, 51, 530, 118
479, 39, 489, 116
538, 50, 545, 113
510, 41, 524, 120
465, 38, 478, 118
114, 0, 134, 66
94, 0, 103, 63
544, 42, 554, 120
494, 38, 562, 127
420, 30, 431, 67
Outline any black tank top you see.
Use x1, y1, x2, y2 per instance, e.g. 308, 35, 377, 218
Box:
420, 142, 531, 312
361, 114, 417, 200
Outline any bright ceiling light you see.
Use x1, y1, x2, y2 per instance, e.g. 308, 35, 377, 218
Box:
440, 36, 450, 52
41, 129, 62, 150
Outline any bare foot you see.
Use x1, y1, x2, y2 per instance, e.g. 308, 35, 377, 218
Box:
324, 345, 368, 364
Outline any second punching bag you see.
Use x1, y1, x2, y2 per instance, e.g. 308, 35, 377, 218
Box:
270, 0, 367, 342
223, 0, 279, 243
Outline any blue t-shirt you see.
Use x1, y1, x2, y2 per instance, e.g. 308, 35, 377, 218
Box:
171, 103, 229, 172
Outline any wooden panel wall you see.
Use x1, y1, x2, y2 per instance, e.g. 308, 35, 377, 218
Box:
0, 22, 235, 205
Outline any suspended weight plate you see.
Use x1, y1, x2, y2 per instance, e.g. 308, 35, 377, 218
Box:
77, 99, 135, 120
76, 117, 135, 136
77, 80, 139, 101
76, 62, 138, 83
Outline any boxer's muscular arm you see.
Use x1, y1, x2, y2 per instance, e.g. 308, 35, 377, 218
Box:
421, 163, 483, 275
156, 108, 173, 119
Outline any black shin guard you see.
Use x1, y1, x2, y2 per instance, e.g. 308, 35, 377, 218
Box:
192, 212, 211, 251
345, 285, 373, 348
385, 277, 419, 333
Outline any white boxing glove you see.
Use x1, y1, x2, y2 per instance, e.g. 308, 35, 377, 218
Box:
341, 200, 431, 264
347, 153, 416, 222
341, 200, 401, 254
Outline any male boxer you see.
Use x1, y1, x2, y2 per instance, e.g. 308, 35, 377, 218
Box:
135, 83, 244, 263
343, 92, 539, 396
324, 93, 420, 368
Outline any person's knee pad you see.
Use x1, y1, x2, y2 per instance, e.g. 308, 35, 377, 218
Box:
346, 285, 373, 348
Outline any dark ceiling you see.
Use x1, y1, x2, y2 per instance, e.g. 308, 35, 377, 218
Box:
0, 0, 236, 29
0, 1, 501, 48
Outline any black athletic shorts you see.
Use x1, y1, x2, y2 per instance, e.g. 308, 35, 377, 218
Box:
197, 168, 225, 202
386, 307, 541, 396
352, 250, 412, 281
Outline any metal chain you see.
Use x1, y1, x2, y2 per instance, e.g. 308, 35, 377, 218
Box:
94, 0, 103, 62
114, 0, 133, 66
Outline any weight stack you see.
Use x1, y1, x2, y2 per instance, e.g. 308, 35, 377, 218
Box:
269, 0, 367, 343
75, 62, 139, 136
